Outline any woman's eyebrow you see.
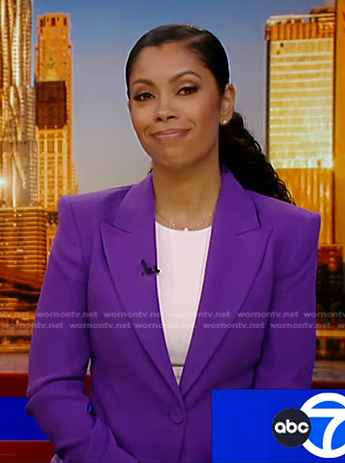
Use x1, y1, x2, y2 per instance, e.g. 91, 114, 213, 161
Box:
131, 70, 202, 87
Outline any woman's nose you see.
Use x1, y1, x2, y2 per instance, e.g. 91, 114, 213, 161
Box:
155, 95, 178, 121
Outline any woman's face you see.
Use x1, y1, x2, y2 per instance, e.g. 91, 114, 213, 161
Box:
128, 42, 235, 172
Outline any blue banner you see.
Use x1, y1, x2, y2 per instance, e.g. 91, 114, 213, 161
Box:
212, 390, 345, 463
0, 398, 48, 440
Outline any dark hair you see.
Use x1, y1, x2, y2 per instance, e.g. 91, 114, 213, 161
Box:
125, 24, 295, 205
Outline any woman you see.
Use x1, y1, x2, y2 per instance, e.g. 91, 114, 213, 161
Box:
26, 24, 321, 463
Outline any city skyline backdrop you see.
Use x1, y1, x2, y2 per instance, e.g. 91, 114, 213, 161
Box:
1, 0, 344, 363
34, 0, 334, 193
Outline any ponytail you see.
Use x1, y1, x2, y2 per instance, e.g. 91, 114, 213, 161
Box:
219, 113, 295, 204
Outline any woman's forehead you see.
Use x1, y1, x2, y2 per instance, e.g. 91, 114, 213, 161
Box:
129, 43, 206, 81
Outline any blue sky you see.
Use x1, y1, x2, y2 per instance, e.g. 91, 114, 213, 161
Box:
34, 0, 332, 193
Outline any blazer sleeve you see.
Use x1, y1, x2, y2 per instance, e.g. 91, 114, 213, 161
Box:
253, 211, 321, 389
25, 195, 140, 463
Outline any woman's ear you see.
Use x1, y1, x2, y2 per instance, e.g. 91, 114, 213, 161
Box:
220, 83, 236, 122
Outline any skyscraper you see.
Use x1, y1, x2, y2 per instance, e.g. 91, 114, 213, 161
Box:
334, 0, 345, 255
0, 207, 47, 279
35, 14, 78, 211
0, 0, 38, 207
266, 7, 338, 245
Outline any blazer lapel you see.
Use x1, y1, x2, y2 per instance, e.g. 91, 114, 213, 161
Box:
100, 169, 272, 401
178, 170, 272, 396
100, 174, 183, 404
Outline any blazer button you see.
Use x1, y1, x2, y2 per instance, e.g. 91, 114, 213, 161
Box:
170, 408, 185, 424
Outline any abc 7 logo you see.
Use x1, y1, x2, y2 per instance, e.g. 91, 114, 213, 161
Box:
273, 408, 311, 448
273, 393, 345, 458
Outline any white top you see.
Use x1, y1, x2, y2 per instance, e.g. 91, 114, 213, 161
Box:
155, 221, 212, 385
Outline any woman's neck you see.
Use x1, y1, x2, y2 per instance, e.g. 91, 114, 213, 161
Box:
153, 163, 222, 225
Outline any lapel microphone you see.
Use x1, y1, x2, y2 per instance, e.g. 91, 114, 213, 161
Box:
141, 259, 160, 276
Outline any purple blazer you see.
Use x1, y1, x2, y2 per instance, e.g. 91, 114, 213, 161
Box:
26, 169, 321, 463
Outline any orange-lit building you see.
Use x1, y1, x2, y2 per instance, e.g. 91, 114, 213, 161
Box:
266, 1, 345, 357
266, 7, 337, 245
35, 13, 78, 213
0, 207, 46, 278
334, 0, 345, 259
316, 245, 345, 359
0, 0, 38, 207
317, 245, 343, 319
0, 206, 46, 325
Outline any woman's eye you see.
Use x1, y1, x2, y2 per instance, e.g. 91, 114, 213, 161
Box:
134, 92, 152, 101
179, 86, 198, 95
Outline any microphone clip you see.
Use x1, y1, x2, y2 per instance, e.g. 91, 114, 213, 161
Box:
141, 259, 160, 276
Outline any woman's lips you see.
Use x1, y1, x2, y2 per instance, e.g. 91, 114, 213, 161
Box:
152, 129, 189, 140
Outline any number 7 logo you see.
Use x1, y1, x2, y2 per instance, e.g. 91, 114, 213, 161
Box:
301, 393, 345, 459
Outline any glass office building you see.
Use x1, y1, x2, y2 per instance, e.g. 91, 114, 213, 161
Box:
266, 8, 335, 244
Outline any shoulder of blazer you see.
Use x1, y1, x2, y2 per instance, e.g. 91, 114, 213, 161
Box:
58, 183, 135, 225
246, 188, 320, 225
245, 189, 321, 271
56, 184, 137, 265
